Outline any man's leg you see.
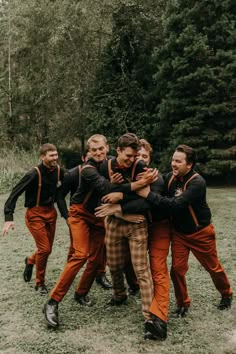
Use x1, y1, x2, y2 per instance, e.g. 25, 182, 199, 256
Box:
128, 221, 153, 321
105, 217, 128, 302
75, 219, 107, 300
189, 224, 232, 307
25, 206, 57, 288
148, 220, 171, 322
170, 232, 191, 310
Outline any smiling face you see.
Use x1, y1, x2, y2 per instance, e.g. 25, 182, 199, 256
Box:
116, 146, 138, 168
171, 151, 193, 177
137, 146, 151, 166
41, 150, 58, 169
88, 138, 108, 163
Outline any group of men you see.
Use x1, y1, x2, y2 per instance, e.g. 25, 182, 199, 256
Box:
2, 134, 233, 341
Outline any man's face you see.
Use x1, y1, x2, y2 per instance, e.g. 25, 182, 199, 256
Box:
41, 150, 58, 169
137, 147, 151, 166
116, 147, 138, 168
171, 151, 192, 177
88, 139, 108, 163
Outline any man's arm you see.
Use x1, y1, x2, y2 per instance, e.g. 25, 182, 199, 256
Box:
4, 169, 36, 222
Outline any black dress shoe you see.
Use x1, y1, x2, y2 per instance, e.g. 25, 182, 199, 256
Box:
23, 257, 34, 282
107, 295, 128, 306
128, 284, 140, 296
96, 275, 112, 289
174, 306, 189, 318
74, 292, 93, 306
43, 300, 59, 328
144, 316, 167, 341
35, 284, 48, 295
217, 295, 232, 310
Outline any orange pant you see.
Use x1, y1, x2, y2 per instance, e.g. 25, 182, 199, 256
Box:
50, 204, 105, 302
25, 206, 57, 286
170, 224, 233, 308
148, 219, 171, 322
67, 228, 107, 277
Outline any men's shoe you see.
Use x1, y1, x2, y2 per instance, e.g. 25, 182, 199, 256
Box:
35, 284, 48, 295
217, 295, 232, 310
74, 293, 93, 306
144, 316, 167, 341
96, 275, 112, 289
128, 284, 140, 296
23, 257, 34, 282
107, 295, 128, 306
43, 300, 59, 328
174, 306, 189, 318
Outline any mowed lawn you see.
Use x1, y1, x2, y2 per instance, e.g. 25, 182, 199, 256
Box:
0, 188, 236, 354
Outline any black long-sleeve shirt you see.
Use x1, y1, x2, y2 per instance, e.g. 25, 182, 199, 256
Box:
146, 169, 212, 234
100, 158, 156, 217
57, 158, 132, 218
4, 163, 64, 222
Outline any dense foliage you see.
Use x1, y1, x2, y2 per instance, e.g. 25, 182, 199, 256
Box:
0, 0, 235, 180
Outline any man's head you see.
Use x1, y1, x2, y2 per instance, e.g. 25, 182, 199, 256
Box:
172, 144, 196, 177
116, 133, 140, 168
137, 139, 152, 166
87, 134, 109, 163
40, 143, 58, 169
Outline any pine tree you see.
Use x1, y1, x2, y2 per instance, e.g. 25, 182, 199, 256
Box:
153, 0, 236, 180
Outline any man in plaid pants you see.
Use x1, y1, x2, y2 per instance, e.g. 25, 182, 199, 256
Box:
96, 133, 156, 330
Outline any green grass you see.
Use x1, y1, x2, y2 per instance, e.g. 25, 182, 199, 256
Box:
0, 148, 39, 193
0, 188, 236, 354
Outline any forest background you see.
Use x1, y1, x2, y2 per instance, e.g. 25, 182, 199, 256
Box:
0, 0, 236, 187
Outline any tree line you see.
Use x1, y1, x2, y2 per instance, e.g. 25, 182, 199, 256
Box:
0, 0, 235, 182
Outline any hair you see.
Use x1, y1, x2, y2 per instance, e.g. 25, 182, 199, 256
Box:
117, 133, 140, 151
39, 143, 57, 156
139, 139, 153, 157
175, 144, 196, 166
87, 134, 107, 148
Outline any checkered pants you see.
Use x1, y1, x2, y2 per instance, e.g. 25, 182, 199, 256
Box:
105, 216, 153, 320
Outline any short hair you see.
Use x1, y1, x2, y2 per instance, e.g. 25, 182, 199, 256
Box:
87, 134, 107, 149
39, 143, 57, 156
175, 144, 196, 166
117, 133, 140, 151
139, 139, 153, 157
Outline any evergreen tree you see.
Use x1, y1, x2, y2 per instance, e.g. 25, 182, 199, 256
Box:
153, 0, 236, 179
87, 2, 164, 147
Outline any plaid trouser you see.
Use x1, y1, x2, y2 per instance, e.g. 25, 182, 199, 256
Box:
105, 216, 153, 320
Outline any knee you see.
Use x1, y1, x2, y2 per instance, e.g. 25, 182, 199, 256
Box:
171, 262, 188, 277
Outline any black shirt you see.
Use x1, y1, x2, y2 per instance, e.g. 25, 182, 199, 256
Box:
4, 163, 63, 221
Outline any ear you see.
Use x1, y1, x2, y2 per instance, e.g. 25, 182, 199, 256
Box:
106, 144, 110, 153
116, 147, 121, 154
187, 162, 193, 171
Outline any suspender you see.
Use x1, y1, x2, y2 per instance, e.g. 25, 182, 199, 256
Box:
34, 164, 60, 207
34, 167, 42, 207
168, 172, 200, 228
80, 164, 96, 206
108, 159, 139, 182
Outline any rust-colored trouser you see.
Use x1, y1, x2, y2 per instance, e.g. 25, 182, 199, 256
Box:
148, 219, 171, 322
67, 228, 107, 277
25, 206, 57, 286
170, 224, 233, 308
50, 204, 105, 302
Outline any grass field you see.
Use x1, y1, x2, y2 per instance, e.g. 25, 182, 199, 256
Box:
0, 188, 236, 354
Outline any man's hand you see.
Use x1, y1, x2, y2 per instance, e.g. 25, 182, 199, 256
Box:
102, 192, 123, 204
110, 172, 124, 184
136, 185, 150, 198
131, 168, 158, 191
95, 204, 122, 217
115, 213, 145, 223
2, 221, 15, 237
